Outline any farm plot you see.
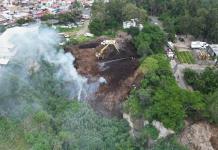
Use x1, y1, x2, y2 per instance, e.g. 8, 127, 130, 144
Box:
176, 51, 195, 64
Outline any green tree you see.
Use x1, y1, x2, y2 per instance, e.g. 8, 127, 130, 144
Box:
170, 0, 186, 17
123, 3, 147, 23
152, 136, 188, 150
16, 18, 33, 25
134, 22, 165, 56
139, 56, 159, 74
90, 0, 147, 34
207, 91, 218, 124
176, 14, 191, 35
105, 0, 127, 27
126, 27, 140, 37
187, 0, 202, 16
125, 55, 205, 131
40, 14, 55, 21
134, 33, 152, 56
150, 88, 186, 130
0, 57, 135, 150
89, 18, 105, 35
205, 8, 218, 42
184, 68, 199, 87
184, 67, 218, 94
91, 0, 107, 22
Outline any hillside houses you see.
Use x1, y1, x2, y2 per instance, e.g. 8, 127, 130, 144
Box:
0, 0, 93, 26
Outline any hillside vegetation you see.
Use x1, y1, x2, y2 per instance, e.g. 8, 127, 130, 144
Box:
0, 60, 134, 150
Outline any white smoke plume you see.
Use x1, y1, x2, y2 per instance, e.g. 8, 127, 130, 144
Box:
0, 24, 102, 101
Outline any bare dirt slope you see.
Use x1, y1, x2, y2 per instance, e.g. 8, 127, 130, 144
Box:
65, 37, 142, 117
179, 121, 218, 150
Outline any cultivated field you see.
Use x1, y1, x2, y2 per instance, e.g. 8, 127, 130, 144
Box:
176, 51, 195, 64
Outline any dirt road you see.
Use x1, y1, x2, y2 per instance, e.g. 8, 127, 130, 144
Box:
171, 60, 210, 89
76, 20, 90, 36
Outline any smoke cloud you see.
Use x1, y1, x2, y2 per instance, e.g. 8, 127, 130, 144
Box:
0, 24, 102, 118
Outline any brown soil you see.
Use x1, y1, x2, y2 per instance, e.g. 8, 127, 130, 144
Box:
179, 121, 218, 150
65, 37, 142, 117
210, 124, 218, 150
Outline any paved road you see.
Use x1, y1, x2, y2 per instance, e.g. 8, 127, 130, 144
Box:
75, 8, 91, 36
61, 8, 91, 37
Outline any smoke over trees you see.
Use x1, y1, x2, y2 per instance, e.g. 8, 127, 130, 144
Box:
0, 25, 133, 149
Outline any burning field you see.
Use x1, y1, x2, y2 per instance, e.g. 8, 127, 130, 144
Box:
65, 36, 142, 117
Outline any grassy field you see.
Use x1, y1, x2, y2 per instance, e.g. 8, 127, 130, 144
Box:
65, 35, 95, 46
57, 26, 78, 33
73, 35, 94, 43
176, 51, 195, 64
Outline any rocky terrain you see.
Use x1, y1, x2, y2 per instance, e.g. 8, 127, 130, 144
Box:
180, 122, 218, 150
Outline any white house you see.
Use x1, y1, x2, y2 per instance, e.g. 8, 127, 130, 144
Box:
123, 18, 143, 30
123, 19, 137, 29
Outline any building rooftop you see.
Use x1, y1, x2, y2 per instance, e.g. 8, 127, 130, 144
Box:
191, 41, 208, 49
210, 44, 218, 56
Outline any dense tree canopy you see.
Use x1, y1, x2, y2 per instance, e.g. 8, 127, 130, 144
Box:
152, 136, 188, 150
0, 59, 134, 150
123, 3, 147, 23
124, 55, 205, 131
207, 91, 218, 124
184, 68, 218, 124
89, 0, 147, 35
41, 10, 82, 24
184, 68, 218, 94
16, 18, 34, 26
131, 0, 218, 43
133, 23, 166, 56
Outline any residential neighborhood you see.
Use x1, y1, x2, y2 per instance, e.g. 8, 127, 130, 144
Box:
0, 0, 93, 25
0, 0, 92, 65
